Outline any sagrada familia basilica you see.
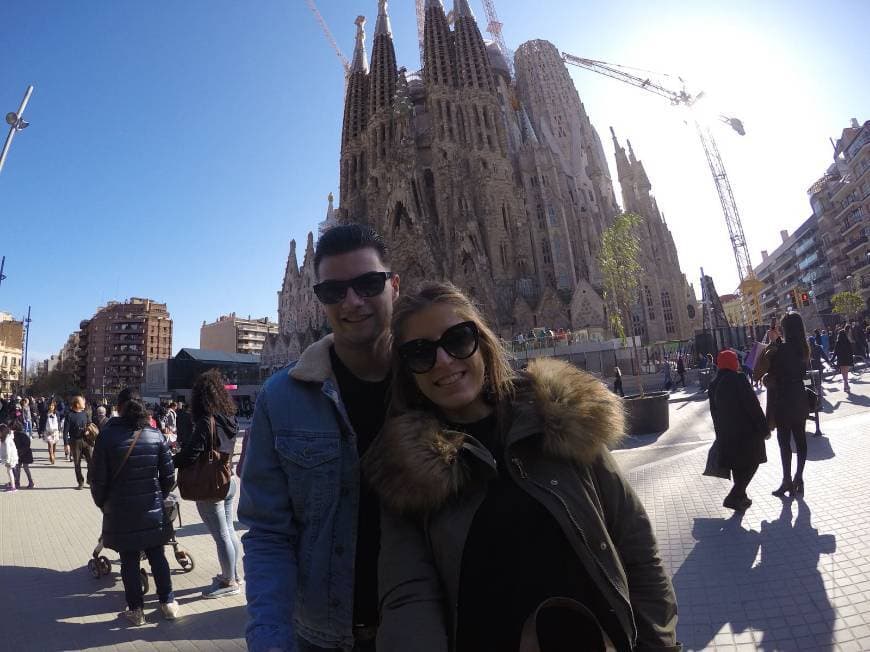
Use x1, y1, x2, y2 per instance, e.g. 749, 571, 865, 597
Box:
261, 0, 699, 373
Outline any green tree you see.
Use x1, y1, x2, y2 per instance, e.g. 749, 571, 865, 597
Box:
831, 291, 864, 319
599, 212, 645, 395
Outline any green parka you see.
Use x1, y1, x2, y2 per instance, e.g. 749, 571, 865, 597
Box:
365, 358, 681, 652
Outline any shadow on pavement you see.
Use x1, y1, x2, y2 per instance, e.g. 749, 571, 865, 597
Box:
2, 565, 245, 652
806, 435, 835, 461
673, 501, 835, 651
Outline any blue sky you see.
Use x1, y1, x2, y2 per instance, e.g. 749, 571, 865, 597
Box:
2, 0, 868, 364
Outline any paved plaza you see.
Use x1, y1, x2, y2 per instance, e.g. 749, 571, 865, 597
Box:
1, 374, 869, 651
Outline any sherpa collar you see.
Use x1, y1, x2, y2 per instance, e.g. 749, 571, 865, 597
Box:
364, 357, 626, 515
289, 334, 335, 384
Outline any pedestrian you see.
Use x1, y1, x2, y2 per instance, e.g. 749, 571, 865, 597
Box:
677, 355, 686, 388
364, 281, 679, 652
239, 224, 399, 651
63, 395, 93, 489
1, 423, 19, 492
173, 370, 241, 598
613, 364, 625, 397
832, 329, 854, 392
21, 397, 33, 436
44, 400, 61, 464
708, 350, 769, 511
706, 353, 715, 370
12, 417, 35, 489
662, 360, 673, 392
89, 387, 179, 626
94, 406, 109, 431
765, 313, 811, 498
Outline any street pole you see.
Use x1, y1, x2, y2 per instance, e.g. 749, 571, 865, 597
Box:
0, 84, 34, 176
22, 306, 31, 392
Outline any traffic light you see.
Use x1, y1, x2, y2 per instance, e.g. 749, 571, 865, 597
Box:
801, 292, 810, 307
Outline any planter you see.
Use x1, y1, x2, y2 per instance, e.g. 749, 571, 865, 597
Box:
623, 391, 670, 436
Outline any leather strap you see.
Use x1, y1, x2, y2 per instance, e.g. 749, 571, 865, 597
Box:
112, 429, 143, 482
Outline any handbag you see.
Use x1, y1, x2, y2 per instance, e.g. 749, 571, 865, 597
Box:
519, 597, 616, 652
702, 441, 731, 480
805, 386, 819, 416
178, 416, 232, 501
83, 422, 100, 447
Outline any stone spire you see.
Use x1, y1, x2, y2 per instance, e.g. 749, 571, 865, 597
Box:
610, 127, 631, 183
318, 192, 340, 237
627, 139, 651, 189
350, 15, 369, 74
368, 0, 397, 115
374, 0, 391, 36
423, 0, 456, 88
342, 16, 369, 145
453, 0, 494, 91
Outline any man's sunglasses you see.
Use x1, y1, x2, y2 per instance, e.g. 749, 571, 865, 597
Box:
397, 321, 480, 374
313, 271, 394, 305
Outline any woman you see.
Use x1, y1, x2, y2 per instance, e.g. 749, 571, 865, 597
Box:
708, 350, 768, 511
44, 401, 61, 464
90, 387, 178, 626
173, 369, 241, 599
365, 283, 679, 652
12, 417, 35, 489
833, 328, 854, 392
766, 313, 811, 497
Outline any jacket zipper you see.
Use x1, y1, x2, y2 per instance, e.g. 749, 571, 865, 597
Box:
511, 456, 638, 645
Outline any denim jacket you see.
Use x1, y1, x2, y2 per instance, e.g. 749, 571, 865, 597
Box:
239, 335, 361, 652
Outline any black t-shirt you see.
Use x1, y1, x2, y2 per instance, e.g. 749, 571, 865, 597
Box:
329, 346, 390, 628
454, 413, 627, 652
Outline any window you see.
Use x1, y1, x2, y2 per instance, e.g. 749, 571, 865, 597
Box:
661, 290, 675, 334
542, 240, 552, 264
645, 286, 655, 320
536, 203, 545, 229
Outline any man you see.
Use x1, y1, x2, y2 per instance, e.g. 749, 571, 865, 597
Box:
63, 395, 92, 489
239, 224, 399, 652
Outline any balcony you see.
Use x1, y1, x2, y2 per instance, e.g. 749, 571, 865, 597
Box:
844, 235, 869, 256
794, 238, 816, 257
841, 212, 867, 238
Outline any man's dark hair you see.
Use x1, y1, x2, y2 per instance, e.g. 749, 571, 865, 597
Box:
314, 224, 389, 278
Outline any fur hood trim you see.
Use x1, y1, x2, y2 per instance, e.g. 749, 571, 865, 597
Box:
364, 357, 625, 515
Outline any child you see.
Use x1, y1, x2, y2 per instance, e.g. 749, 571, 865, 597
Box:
12, 418, 35, 489
0, 424, 19, 492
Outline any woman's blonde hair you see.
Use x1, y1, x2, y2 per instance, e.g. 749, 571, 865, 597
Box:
70, 396, 85, 411
390, 281, 515, 414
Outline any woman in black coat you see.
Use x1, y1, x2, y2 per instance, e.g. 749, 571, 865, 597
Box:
767, 313, 811, 498
708, 350, 768, 511
90, 387, 179, 626
12, 417, 35, 488
833, 329, 854, 392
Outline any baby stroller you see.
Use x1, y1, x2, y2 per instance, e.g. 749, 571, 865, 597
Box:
88, 493, 195, 593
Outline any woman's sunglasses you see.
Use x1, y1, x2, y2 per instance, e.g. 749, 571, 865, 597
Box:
313, 271, 394, 305
397, 321, 480, 374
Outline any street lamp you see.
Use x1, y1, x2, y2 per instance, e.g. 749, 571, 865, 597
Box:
0, 85, 34, 176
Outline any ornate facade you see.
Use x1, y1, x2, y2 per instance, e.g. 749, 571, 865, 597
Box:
263, 0, 698, 373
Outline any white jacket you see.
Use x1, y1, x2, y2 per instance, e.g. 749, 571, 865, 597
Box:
45, 413, 61, 435
0, 437, 18, 467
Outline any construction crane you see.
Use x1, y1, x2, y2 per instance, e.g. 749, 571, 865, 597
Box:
480, 0, 513, 75
561, 52, 763, 325
305, 0, 350, 76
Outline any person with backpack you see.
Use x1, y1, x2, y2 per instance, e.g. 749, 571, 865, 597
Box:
90, 387, 178, 626
173, 369, 241, 599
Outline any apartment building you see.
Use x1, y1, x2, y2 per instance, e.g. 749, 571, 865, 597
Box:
0, 312, 24, 397
200, 313, 277, 357
76, 298, 172, 399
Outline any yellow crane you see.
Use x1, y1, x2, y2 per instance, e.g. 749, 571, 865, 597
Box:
560, 53, 763, 325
